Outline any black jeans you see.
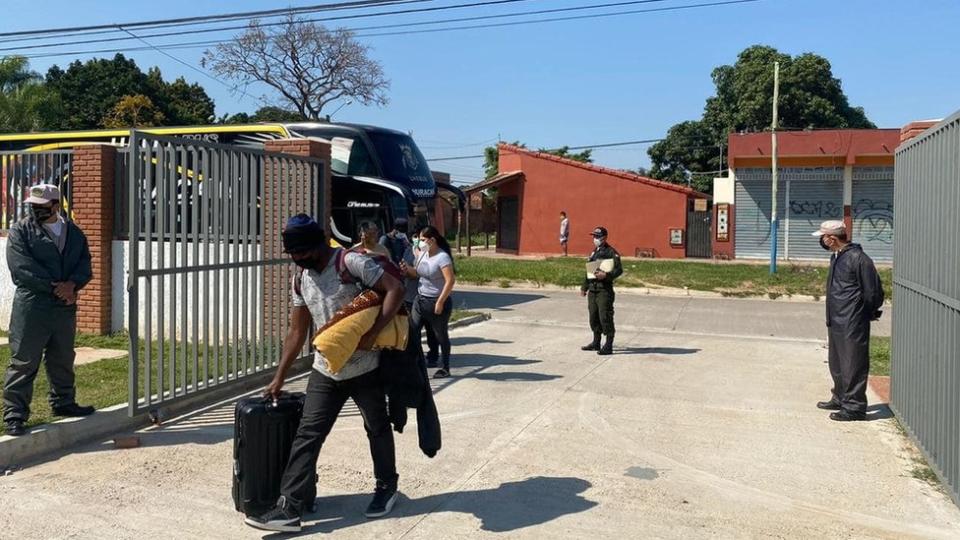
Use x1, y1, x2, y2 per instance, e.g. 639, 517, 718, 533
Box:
411, 295, 452, 370
279, 369, 397, 514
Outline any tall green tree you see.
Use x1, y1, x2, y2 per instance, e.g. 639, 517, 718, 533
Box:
148, 68, 215, 125
45, 54, 216, 129
648, 45, 875, 193
101, 94, 165, 128
0, 56, 61, 133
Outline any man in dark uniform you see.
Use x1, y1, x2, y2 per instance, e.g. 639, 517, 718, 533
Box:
4, 184, 94, 436
580, 226, 623, 356
813, 220, 885, 422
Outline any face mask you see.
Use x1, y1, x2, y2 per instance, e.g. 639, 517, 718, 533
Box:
819, 237, 831, 251
31, 204, 55, 223
593, 238, 603, 248
293, 251, 321, 269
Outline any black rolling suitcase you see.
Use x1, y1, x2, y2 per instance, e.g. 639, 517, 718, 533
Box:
232, 392, 308, 517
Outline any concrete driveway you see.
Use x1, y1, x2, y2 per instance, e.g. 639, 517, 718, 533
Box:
0, 288, 951, 539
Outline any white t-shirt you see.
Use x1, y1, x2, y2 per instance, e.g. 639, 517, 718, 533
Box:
44, 216, 66, 252
416, 250, 453, 298
291, 249, 384, 380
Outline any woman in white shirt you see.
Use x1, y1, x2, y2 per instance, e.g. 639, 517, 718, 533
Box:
401, 226, 456, 378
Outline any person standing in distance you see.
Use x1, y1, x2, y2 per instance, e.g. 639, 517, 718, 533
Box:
559, 211, 570, 257
813, 220, 884, 422
580, 226, 622, 356
4, 184, 94, 437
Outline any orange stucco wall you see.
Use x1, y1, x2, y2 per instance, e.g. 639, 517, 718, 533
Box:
498, 147, 693, 258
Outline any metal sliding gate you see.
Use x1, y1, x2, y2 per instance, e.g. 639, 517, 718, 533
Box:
892, 111, 960, 506
126, 132, 324, 416
1, 150, 73, 230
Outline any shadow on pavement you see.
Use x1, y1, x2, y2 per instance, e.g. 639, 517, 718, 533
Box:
866, 403, 894, 421
616, 347, 701, 356
469, 372, 563, 383
454, 290, 547, 312
87, 354, 545, 450
449, 336, 512, 347
269, 476, 597, 537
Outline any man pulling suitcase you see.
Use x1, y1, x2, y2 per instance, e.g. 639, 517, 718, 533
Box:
243, 214, 405, 533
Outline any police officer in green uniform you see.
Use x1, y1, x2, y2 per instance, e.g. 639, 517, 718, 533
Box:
580, 226, 623, 356
3, 184, 94, 437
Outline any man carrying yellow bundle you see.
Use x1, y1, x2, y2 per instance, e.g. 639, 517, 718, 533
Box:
247, 214, 404, 533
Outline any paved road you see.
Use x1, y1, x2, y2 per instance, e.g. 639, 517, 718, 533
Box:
0, 290, 948, 540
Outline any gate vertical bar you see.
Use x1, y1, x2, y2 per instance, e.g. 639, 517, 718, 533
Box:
191, 145, 200, 391
201, 147, 211, 387
179, 145, 189, 394
143, 144, 153, 407
127, 131, 141, 416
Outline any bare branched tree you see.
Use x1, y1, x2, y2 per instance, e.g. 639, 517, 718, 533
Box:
202, 17, 389, 119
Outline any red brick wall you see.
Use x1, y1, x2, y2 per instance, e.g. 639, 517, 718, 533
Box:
261, 139, 332, 335
71, 145, 116, 334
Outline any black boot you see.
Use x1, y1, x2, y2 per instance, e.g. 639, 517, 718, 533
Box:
581, 333, 601, 351
598, 335, 614, 356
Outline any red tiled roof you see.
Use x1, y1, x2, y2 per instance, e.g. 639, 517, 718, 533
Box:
498, 143, 708, 198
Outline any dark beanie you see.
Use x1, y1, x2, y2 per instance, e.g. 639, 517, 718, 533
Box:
282, 214, 325, 253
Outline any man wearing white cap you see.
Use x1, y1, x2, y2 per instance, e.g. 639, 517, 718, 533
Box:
3, 184, 93, 437
812, 220, 884, 422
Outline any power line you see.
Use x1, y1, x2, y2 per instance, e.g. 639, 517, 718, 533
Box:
0, 0, 537, 51
357, 0, 759, 38
0, 0, 424, 39
16, 0, 761, 59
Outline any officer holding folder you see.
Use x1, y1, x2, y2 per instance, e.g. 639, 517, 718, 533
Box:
580, 226, 622, 355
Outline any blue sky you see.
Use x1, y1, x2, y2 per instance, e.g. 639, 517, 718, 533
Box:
4, 0, 959, 184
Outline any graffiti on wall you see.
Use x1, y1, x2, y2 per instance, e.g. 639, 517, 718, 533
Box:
854, 198, 894, 244
789, 199, 843, 219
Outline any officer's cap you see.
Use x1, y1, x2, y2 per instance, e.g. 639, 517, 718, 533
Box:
590, 226, 608, 238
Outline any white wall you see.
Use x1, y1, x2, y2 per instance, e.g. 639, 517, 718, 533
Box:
0, 237, 14, 329
713, 176, 735, 205
113, 240, 271, 343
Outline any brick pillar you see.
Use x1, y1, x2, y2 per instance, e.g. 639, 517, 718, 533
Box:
261, 139, 332, 340
71, 145, 116, 334
264, 139, 332, 237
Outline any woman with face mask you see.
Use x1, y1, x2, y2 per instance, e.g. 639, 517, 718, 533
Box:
400, 226, 456, 378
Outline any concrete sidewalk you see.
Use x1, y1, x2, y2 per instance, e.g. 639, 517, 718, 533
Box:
0, 291, 948, 539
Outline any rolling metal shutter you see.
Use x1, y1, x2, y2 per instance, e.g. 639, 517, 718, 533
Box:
783, 168, 843, 260
734, 169, 784, 259
852, 167, 894, 262
735, 168, 843, 260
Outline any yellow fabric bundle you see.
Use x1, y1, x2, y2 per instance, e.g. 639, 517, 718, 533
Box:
311, 290, 409, 374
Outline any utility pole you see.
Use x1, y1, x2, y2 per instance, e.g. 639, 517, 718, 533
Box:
769, 61, 780, 274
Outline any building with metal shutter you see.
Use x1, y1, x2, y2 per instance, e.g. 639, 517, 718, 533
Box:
712, 129, 901, 263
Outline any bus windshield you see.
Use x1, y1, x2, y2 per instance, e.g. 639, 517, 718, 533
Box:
366, 131, 435, 199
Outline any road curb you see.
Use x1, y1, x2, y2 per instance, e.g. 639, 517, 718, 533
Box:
449, 312, 492, 329
458, 281, 893, 305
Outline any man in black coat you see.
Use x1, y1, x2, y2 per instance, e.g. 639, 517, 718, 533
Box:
813, 220, 885, 422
